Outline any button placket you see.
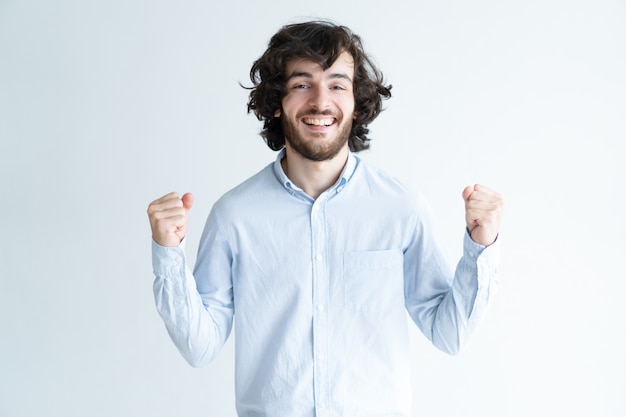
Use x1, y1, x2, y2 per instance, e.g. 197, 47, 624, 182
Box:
310, 197, 330, 414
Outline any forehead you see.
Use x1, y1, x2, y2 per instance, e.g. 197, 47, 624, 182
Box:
285, 51, 355, 78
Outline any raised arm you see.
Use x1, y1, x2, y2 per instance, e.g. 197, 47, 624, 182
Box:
405, 185, 503, 354
147, 192, 234, 367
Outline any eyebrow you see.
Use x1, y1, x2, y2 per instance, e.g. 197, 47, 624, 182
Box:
286, 71, 353, 83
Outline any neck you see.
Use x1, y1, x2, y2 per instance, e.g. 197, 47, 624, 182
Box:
281, 146, 349, 200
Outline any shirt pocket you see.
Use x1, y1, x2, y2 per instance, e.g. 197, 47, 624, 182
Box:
342, 249, 404, 313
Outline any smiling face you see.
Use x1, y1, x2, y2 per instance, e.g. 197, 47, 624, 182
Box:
279, 51, 356, 161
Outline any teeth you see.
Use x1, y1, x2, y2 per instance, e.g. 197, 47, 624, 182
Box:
304, 118, 333, 126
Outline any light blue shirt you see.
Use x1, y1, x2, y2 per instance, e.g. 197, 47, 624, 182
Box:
152, 150, 500, 417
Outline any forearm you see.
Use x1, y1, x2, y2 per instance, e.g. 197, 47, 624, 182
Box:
431, 232, 500, 354
152, 240, 233, 367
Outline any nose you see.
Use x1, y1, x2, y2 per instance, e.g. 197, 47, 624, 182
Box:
308, 86, 331, 110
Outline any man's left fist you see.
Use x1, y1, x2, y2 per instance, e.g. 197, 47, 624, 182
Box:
462, 184, 504, 246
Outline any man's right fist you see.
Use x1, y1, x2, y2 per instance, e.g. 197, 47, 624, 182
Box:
147, 192, 194, 247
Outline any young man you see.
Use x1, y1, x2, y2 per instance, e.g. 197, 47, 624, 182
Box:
148, 21, 503, 417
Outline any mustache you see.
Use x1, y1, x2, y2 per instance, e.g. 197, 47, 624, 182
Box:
296, 109, 339, 118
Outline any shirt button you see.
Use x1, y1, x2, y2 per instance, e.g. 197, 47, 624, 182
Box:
317, 353, 325, 361
175, 256, 182, 263
317, 304, 325, 312
468, 251, 475, 258
320, 401, 328, 408
315, 254, 322, 262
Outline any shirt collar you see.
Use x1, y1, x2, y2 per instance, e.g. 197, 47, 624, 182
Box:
273, 148, 359, 196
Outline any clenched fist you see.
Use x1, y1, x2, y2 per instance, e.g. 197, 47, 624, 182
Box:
462, 184, 504, 247
147, 192, 194, 247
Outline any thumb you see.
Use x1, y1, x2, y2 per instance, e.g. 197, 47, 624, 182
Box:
181, 192, 194, 211
462, 185, 474, 201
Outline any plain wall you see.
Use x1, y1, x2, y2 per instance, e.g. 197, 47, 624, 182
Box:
1, 0, 625, 416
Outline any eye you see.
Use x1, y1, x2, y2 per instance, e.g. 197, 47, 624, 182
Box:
331, 84, 348, 91
292, 83, 310, 89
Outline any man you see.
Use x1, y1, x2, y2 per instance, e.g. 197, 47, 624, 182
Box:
148, 20, 503, 417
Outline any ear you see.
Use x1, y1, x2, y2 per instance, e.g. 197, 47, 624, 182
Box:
274, 109, 281, 117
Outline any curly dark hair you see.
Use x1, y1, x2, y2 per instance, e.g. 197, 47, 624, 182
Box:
245, 20, 392, 152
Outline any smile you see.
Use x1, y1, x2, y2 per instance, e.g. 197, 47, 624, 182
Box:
302, 117, 335, 126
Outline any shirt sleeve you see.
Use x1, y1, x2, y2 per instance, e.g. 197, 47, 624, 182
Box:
152, 209, 234, 367
404, 200, 501, 355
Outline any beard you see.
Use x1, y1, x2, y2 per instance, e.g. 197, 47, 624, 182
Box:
282, 110, 352, 161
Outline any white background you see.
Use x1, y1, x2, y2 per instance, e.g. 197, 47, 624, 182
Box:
1, 0, 625, 416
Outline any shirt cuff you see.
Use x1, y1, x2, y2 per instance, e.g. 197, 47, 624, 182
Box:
463, 231, 500, 282
463, 228, 500, 256
453, 231, 500, 295
151, 239, 187, 276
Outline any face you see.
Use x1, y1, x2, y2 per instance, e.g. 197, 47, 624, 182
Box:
278, 51, 356, 161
